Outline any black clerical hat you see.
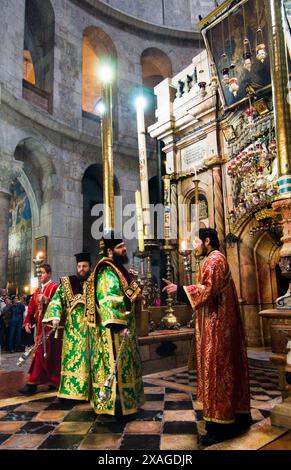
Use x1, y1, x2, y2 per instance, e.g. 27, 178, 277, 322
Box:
102, 231, 123, 250
74, 252, 91, 264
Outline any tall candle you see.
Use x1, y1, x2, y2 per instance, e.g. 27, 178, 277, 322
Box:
135, 190, 145, 252
136, 103, 151, 239
163, 175, 171, 240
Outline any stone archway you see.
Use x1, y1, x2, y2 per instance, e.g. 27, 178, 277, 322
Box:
7, 179, 32, 294
254, 231, 283, 346
141, 48, 172, 126
5, 137, 57, 292
23, 0, 55, 112
82, 26, 117, 115
230, 214, 283, 347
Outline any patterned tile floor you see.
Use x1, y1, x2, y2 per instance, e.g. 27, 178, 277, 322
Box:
0, 364, 287, 450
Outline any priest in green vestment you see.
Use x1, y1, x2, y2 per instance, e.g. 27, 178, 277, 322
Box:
43, 252, 92, 400
85, 233, 145, 416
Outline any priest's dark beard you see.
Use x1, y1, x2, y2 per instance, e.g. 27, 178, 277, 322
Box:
113, 253, 129, 266
77, 271, 91, 282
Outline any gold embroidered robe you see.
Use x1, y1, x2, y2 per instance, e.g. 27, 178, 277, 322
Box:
43, 276, 91, 400
85, 257, 145, 415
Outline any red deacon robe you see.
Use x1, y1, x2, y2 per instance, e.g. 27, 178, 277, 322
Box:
184, 250, 250, 424
24, 280, 61, 387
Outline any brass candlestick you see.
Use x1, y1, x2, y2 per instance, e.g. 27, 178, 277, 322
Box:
161, 243, 178, 328
144, 239, 160, 307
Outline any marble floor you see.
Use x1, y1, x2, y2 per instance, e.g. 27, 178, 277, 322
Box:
0, 349, 289, 450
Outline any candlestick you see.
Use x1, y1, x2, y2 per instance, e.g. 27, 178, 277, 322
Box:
163, 175, 171, 241
161, 243, 178, 329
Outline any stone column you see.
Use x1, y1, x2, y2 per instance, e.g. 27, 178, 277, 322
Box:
170, 177, 179, 284
0, 157, 23, 288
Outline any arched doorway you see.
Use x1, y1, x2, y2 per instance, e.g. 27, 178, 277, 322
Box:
8, 137, 55, 293
82, 26, 117, 117
232, 215, 284, 346
254, 231, 285, 346
82, 164, 120, 267
23, 0, 55, 111
7, 180, 32, 294
141, 48, 172, 126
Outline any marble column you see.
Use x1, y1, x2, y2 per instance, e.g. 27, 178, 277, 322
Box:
170, 177, 179, 284
0, 157, 23, 288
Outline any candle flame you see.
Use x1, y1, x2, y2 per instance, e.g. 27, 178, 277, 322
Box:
36, 251, 44, 260
181, 240, 187, 251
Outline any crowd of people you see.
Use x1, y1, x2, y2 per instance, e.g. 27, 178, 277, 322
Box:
0, 289, 34, 353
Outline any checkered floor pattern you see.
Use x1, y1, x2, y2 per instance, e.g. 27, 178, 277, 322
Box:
0, 365, 282, 450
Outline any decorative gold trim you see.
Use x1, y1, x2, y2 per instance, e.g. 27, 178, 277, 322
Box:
84, 271, 98, 327
124, 280, 141, 302
61, 277, 85, 315
204, 416, 236, 424
61, 276, 74, 302
69, 295, 85, 314
57, 392, 89, 400
197, 0, 233, 29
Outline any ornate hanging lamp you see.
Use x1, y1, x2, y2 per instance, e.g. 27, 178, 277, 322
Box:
255, 0, 267, 63
243, 39, 252, 72
242, 5, 252, 72
229, 63, 239, 97
197, 35, 207, 98
227, 16, 239, 97
221, 18, 230, 86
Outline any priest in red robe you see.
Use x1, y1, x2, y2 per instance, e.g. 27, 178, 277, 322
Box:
19, 263, 61, 395
163, 228, 251, 446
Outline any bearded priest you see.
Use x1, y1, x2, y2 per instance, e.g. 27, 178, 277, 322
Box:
163, 228, 251, 447
85, 232, 145, 417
